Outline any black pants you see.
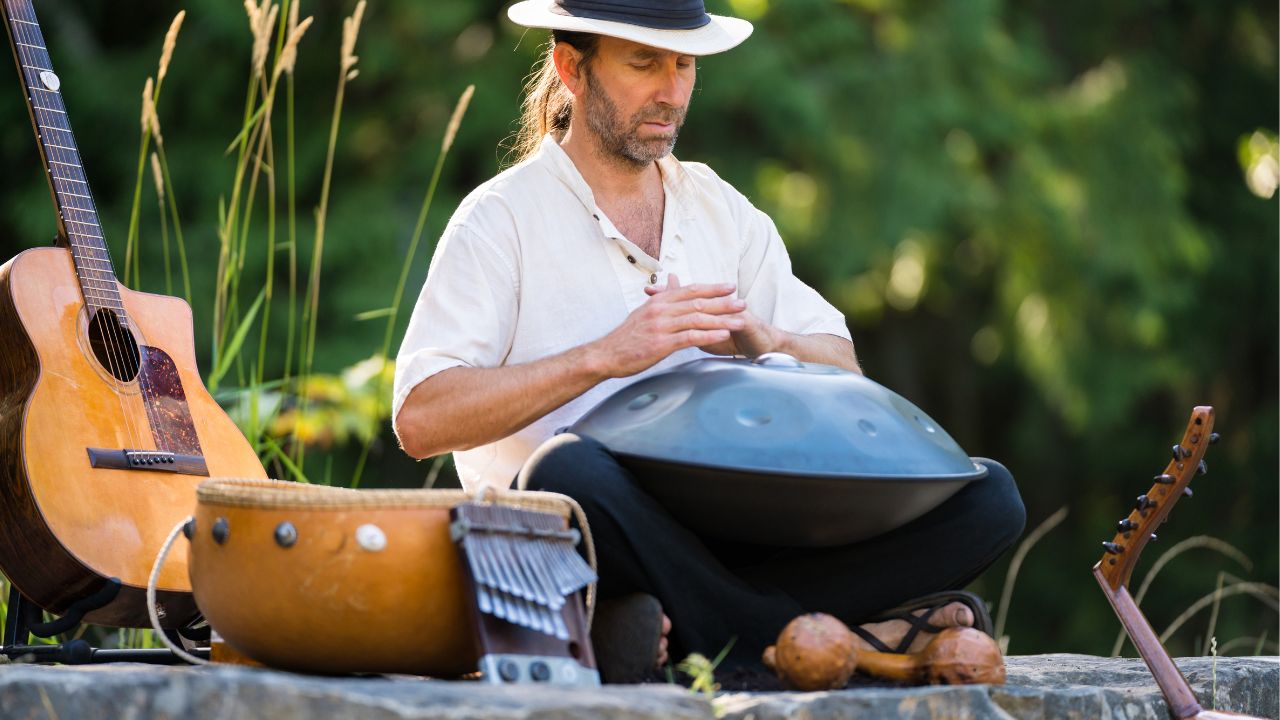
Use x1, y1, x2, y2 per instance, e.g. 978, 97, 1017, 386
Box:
518, 433, 1026, 669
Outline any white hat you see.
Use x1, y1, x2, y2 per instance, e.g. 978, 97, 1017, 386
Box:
507, 0, 753, 56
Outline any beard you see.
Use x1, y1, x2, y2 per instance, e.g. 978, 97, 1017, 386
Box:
581, 70, 687, 168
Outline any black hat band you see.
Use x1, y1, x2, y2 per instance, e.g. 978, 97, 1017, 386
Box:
554, 0, 711, 31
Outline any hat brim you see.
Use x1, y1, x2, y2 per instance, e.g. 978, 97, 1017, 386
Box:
507, 1, 753, 56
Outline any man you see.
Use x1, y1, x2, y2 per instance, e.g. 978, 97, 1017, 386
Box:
394, 0, 1025, 682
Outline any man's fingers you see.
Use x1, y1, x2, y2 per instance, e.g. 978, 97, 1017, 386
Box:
666, 312, 745, 333
656, 296, 745, 318
676, 328, 731, 348
644, 273, 683, 297
652, 282, 737, 304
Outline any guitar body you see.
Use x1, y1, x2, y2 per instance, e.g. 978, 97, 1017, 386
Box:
0, 246, 266, 628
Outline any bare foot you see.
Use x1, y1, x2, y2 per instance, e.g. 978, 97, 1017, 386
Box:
655, 613, 672, 667
853, 601, 974, 654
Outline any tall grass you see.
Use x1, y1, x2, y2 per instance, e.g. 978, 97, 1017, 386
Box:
993, 505, 1067, 653
1109, 535, 1254, 657
122, 0, 469, 485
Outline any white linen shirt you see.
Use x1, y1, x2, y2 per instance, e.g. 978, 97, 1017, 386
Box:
393, 134, 851, 493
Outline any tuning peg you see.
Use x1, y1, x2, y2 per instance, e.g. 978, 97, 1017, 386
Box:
1153, 473, 1175, 484
1117, 518, 1137, 532
1208, 432, 1220, 445
1183, 487, 1193, 498
1135, 495, 1156, 511
1172, 444, 1189, 460
1197, 459, 1208, 476
1149, 533, 1157, 541
1102, 541, 1124, 555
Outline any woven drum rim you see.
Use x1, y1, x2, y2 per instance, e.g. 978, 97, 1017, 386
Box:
196, 477, 572, 517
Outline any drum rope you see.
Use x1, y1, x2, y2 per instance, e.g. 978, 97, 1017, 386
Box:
147, 516, 209, 665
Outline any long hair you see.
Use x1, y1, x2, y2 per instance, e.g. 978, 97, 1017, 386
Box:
509, 30, 599, 165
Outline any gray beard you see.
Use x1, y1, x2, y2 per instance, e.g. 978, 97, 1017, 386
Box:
582, 72, 687, 169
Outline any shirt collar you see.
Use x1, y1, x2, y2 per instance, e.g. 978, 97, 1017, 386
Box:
534, 134, 698, 224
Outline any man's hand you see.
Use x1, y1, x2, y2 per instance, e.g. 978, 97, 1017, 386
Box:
589, 276, 746, 379
644, 274, 779, 357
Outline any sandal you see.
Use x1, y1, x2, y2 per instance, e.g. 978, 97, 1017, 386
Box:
589, 592, 664, 683
851, 590, 993, 654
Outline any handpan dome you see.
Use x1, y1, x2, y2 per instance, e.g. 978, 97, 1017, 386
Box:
569, 354, 986, 546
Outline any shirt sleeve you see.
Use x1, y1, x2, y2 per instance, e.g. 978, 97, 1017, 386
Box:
392, 223, 519, 430
730, 189, 852, 342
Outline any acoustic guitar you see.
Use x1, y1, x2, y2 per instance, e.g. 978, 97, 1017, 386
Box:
0, 0, 265, 629
1094, 407, 1261, 719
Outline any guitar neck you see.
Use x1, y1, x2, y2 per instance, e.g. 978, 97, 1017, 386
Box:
2, 0, 125, 316
1093, 566, 1203, 719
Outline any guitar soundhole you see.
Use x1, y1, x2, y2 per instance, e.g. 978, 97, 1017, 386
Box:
88, 308, 141, 382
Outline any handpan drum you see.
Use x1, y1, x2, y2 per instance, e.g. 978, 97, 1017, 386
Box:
187, 478, 578, 676
569, 354, 987, 547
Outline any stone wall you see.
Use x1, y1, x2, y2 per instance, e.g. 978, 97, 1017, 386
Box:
0, 654, 1274, 719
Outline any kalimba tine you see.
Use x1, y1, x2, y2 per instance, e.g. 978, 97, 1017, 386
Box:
451, 501, 599, 685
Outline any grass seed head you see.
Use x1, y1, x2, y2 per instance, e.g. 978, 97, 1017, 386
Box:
244, 0, 279, 79
341, 0, 367, 74
442, 85, 475, 155
158, 11, 185, 85
276, 15, 314, 79
150, 152, 164, 199
140, 76, 162, 143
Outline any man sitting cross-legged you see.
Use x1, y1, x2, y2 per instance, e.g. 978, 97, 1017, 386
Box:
393, 0, 1025, 682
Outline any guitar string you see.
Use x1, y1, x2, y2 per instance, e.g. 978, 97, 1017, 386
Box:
10, 11, 154, 455
14, 15, 137, 444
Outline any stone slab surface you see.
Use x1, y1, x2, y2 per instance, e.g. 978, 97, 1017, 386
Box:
0, 654, 1275, 720
718, 655, 1279, 720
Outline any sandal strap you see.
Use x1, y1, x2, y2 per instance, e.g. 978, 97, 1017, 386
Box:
850, 624, 896, 653
855, 603, 956, 655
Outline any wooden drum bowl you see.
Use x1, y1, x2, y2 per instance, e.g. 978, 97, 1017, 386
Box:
187, 478, 575, 676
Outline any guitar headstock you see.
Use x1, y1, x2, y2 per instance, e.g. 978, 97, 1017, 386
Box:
1094, 406, 1217, 592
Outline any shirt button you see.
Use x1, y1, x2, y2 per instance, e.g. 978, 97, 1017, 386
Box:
649, 273, 657, 284
627, 255, 636, 264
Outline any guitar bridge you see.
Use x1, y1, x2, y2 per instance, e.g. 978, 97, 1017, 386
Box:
87, 448, 208, 476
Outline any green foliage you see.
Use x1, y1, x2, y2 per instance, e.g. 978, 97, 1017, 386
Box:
0, 0, 1272, 656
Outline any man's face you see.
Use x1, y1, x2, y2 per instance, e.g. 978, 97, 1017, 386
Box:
578, 36, 696, 167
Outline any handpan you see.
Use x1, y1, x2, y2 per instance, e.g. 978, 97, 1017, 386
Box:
569, 354, 986, 546
186, 478, 581, 676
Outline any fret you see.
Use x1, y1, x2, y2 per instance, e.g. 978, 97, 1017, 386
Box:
79, 288, 119, 300
73, 257, 115, 269
72, 253, 112, 263
14, 40, 44, 51
27, 85, 57, 93
10, 18, 38, 27
38, 123, 69, 134
63, 218, 99, 228
51, 175, 86, 184
48, 159, 79, 168
60, 205, 98, 218
56, 190, 91, 200
59, 204, 96, 218
31, 104, 63, 113
43, 141, 77, 153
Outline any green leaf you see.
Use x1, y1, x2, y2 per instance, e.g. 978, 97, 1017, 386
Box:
354, 307, 394, 321
208, 288, 265, 393
261, 436, 310, 484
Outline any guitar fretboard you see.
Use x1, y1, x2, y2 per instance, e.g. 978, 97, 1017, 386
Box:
2, 0, 125, 316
